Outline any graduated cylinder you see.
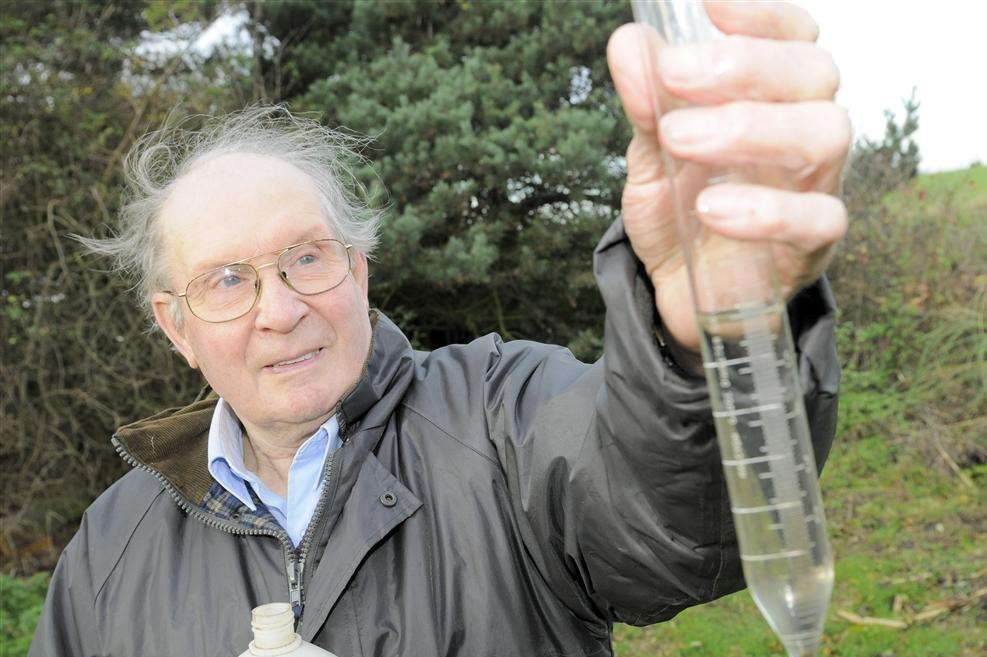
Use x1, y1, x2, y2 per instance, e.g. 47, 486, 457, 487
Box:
628, 1, 835, 656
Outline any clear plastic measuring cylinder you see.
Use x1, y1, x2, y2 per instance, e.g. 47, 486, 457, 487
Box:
697, 252, 834, 657
628, 2, 834, 656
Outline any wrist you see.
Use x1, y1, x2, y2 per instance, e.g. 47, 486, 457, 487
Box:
650, 272, 705, 376
654, 314, 706, 379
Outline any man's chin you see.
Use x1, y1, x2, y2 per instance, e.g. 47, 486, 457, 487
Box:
274, 390, 341, 426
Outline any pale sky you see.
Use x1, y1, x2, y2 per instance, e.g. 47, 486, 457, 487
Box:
798, 0, 986, 172
188, 2, 985, 174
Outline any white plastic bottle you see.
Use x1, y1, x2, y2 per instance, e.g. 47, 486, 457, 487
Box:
238, 603, 339, 657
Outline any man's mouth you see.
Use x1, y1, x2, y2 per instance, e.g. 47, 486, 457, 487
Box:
266, 347, 325, 370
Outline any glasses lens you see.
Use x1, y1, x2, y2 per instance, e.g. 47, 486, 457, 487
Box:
186, 263, 258, 322
280, 240, 350, 294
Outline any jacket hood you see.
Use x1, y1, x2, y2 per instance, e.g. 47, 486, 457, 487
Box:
113, 310, 416, 506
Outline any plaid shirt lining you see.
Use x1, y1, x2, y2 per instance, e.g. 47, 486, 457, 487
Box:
200, 480, 287, 537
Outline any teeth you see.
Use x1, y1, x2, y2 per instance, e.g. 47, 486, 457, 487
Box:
274, 350, 317, 367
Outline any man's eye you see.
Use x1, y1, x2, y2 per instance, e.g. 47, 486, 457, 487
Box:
295, 254, 319, 266
216, 274, 243, 289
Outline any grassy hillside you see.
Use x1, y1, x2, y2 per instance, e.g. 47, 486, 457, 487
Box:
614, 165, 986, 656
2, 167, 984, 656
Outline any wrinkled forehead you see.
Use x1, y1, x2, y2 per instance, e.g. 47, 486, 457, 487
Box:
158, 153, 332, 279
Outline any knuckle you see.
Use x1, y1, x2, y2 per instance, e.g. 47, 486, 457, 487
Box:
803, 193, 847, 247
727, 101, 758, 146
820, 195, 849, 243
804, 17, 821, 43
789, 2, 821, 42
816, 47, 841, 97
721, 36, 756, 86
802, 103, 851, 165
756, 192, 789, 232
827, 104, 854, 158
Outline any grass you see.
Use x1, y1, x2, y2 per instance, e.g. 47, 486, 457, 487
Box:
2, 167, 984, 656
909, 164, 986, 205
613, 434, 986, 657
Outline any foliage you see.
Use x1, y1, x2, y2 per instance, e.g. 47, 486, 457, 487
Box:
0, 0, 236, 572
260, 0, 631, 353
842, 89, 921, 213
0, 572, 48, 656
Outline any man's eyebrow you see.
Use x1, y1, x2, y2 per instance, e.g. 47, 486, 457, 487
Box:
191, 226, 332, 274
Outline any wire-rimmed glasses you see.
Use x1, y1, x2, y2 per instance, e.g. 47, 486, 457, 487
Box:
163, 239, 353, 323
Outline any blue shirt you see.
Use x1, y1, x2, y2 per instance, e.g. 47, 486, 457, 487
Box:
207, 398, 341, 546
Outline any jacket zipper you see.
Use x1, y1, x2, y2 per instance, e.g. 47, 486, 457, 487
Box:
111, 436, 290, 542
112, 411, 349, 624
285, 550, 301, 612
290, 410, 349, 622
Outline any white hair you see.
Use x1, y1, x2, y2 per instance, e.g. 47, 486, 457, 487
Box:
77, 104, 384, 329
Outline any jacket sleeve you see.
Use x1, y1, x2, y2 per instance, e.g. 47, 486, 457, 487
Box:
483, 215, 840, 627
29, 516, 103, 657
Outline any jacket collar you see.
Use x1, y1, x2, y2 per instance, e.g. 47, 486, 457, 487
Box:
113, 310, 416, 507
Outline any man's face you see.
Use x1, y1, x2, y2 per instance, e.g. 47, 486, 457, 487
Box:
151, 153, 372, 437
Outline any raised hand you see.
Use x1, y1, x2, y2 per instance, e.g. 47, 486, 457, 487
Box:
607, 1, 851, 353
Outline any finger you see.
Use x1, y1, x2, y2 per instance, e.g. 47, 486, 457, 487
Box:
658, 36, 839, 104
659, 101, 852, 175
695, 183, 848, 253
704, 0, 820, 43
607, 23, 680, 138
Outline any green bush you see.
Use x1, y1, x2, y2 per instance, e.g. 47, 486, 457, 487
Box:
0, 572, 48, 657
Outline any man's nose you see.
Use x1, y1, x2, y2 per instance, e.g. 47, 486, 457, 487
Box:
253, 264, 307, 332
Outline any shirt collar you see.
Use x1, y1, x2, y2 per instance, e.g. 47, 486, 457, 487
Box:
206, 398, 256, 509
206, 398, 337, 511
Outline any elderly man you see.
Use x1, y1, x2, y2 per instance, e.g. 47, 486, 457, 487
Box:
32, 3, 847, 655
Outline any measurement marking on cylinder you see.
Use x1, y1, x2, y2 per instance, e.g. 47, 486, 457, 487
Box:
705, 356, 744, 368
757, 440, 799, 452
738, 359, 787, 375
704, 354, 780, 369
740, 549, 809, 562
731, 501, 802, 515
713, 404, 783, 418
779, 629, 825, 642
721, 455, 784, 466
738, 338, 778, 350
746, 409, 799, 428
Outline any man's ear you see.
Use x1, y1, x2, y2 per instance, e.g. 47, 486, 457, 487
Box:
352, 250, 370, 306
151, 293, 199, 370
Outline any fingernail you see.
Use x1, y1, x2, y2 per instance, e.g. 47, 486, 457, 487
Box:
660, 110, 716, 146
659, 46, 705, 84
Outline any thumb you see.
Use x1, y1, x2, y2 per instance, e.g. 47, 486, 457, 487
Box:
607, 23, 675, 138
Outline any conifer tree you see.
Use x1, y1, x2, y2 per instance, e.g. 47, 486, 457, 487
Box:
260, 0, 634, 356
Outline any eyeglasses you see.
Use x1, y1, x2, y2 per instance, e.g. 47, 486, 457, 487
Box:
163, 239, 353, 323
